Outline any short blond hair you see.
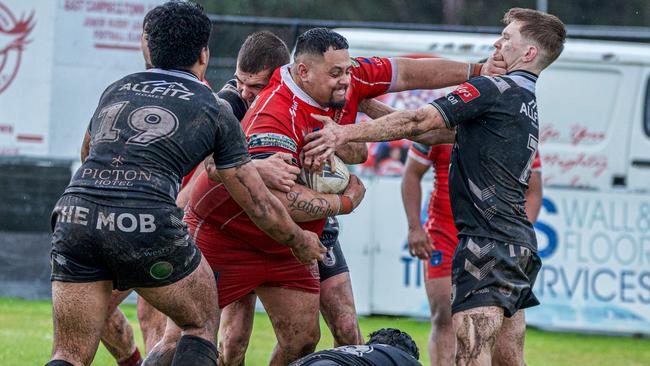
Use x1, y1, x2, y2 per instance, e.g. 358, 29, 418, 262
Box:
503, 8, 566, 69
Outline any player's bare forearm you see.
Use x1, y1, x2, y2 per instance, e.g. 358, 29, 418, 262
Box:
525, 171, 542, 223
273, 185, 339, 222
218, 163, 303, 246
401, 160, 427, 229
410, 128, 456, 146
392, 56, 505, 92
347, 104, 445, 143
393, 58, 468, 91
358, 98, 396, 119
335, 143, 367, 164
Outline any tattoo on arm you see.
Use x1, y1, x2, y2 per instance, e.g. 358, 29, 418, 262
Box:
286, 191, 337, 218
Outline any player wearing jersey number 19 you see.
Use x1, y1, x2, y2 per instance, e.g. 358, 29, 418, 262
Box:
46, 3, 323, 366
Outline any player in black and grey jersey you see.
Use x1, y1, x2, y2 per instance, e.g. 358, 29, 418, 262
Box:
46, 3, 324, 366
290, 328, 421, 366
303, 7, 566, 366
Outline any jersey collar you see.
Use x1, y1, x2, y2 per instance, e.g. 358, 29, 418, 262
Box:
507, 69, 538, 83
145, 68, 209, 88
280, 64, 329, 111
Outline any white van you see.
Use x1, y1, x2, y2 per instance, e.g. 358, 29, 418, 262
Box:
334, 28, 650, 336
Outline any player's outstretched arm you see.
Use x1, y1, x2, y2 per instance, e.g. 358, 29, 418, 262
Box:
409, 128, 456, 146
271, 175, 365, 222
303, 104, 445, 167
217, 163, 326, 263
359, 98, 455, 146
401, 154, 435, 260
391, 54, 506, 92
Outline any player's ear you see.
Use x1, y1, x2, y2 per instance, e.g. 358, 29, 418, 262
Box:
199, 46, 209, 66
296, 62, 310, 82
522, 45, 538, 64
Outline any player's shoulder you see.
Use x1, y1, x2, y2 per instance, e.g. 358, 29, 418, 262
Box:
490, 70, 538, 95
351, 56, 390, 70
216, 79, 248, 121
350, 56, 392, 79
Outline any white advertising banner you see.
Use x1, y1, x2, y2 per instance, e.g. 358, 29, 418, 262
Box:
338, 177, 432, 318
527, 188, 650, 335
340, 180, 650, 336
50, 0, 163, 159
0, 0, 56, 156
0, 0, 162, 159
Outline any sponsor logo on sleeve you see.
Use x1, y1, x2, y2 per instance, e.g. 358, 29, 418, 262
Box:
453, 83, 481, 103
248, 132, 298, 153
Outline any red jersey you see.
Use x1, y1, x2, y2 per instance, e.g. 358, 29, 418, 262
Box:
409, 144, 542, 243
186, 58, 395, 254
408, 143, 457, 244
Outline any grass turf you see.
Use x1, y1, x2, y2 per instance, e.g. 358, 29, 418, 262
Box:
1, 297, 649, 365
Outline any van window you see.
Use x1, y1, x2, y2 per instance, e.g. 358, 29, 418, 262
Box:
645, 77, 650, 138
537, 67, 620, 147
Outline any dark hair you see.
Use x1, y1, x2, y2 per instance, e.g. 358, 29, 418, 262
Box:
294, 28, 348, 59
503, 8, 566, 69
237, 31, 290, 74
366, 328, 420, 360
144, 1, 212, 69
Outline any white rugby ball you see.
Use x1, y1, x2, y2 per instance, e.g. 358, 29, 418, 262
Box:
300, 155, 350, 194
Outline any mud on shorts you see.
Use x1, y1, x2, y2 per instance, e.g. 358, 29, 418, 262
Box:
451, 235, 541, 317
318, 217, 349, 282
50, 194, 202, 290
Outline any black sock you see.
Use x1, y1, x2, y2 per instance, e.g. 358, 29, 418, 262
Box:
171, 335, 218, 366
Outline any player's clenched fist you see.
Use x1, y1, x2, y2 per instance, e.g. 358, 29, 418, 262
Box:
290, 230, 327, 263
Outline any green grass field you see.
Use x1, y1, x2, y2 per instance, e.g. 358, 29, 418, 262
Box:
2, 297, 649, 365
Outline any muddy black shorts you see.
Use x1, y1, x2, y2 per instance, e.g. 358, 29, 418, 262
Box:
50, 194, 201, 290
318, 218, 349, 282
451, 235, 541, 317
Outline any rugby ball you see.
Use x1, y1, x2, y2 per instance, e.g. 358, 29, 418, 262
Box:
300, 155, 350, 194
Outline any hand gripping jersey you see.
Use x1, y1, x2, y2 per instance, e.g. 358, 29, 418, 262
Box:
187, 58, 395, 253
66, 69, 250, 206
430, 71, 540, 250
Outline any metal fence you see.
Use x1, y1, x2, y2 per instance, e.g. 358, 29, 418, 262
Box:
204, 14, 650, 88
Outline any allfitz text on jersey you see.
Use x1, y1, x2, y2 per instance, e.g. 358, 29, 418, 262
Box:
118, 81, 195, 101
